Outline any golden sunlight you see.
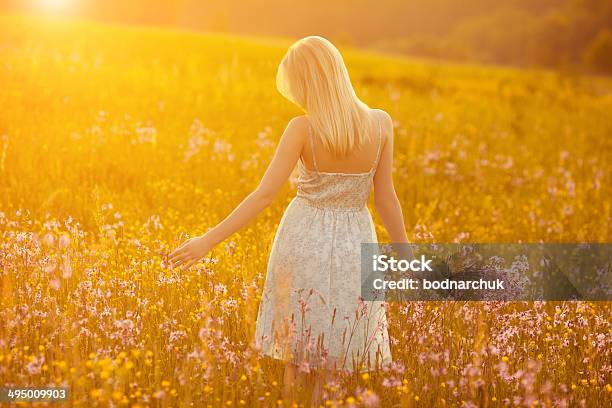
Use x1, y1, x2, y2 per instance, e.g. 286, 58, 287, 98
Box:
37, 0, 72, 13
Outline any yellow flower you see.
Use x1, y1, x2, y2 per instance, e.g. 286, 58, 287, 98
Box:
501, 356, 509, 362
362, 373, 370, 381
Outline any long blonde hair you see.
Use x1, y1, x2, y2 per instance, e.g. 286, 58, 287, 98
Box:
276, 36, 373, 157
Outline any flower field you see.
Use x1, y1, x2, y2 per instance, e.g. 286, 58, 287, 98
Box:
1, 14, 611, 407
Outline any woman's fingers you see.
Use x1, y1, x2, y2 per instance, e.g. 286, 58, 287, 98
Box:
169, 246, 189, 261
181, 258, 198, 270
170, 252, 191, 267
168, 252, 185, 262
168, 237, 203, 268
174, 255, 201, 270
169, 238, 193, 258
168, 248, 182, 259
171, 257, 187, 268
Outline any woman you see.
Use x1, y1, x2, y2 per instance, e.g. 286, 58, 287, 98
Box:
169, 36, 409, 405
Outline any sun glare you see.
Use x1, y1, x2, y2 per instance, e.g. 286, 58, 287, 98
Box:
38, 0, 72, 12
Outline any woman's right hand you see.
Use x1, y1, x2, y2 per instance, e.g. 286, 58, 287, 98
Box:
168, 234, 214, 270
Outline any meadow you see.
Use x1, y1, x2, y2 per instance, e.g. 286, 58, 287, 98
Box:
1, 13, 611, 407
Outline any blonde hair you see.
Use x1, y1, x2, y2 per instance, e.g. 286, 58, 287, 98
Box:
276, 36, 373, 157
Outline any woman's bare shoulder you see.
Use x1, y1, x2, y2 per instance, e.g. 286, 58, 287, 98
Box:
370, 109, 393, 146
278, 115, 309, 146
371, 108, 393, 127
285, 115, 311, 134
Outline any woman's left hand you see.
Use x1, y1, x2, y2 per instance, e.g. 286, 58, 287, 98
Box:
168, 235, 213, 269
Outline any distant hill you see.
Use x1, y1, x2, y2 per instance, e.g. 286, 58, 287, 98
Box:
3, 0, 612, 74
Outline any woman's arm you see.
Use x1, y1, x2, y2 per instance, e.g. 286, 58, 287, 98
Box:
169, 116, 307, 269
373, 110, 410, 244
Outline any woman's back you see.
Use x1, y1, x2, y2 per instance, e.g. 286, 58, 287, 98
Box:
295, 109, 384, 211
300, 109, 385, 175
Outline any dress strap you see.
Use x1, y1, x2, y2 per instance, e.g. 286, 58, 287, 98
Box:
371, 112, 383, 173
308, 122, 320, 173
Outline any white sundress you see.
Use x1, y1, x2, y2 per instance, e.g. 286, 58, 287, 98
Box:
254, 114, 393, 372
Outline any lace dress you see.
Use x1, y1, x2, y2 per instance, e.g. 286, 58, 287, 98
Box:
254, 115, 392, 372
